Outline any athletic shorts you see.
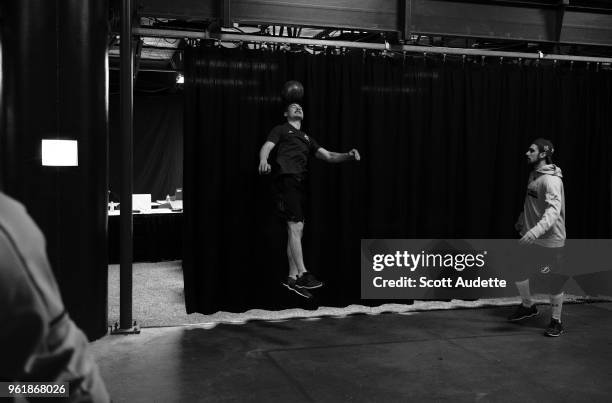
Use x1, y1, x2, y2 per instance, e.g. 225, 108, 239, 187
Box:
272, 174, 305, 222
517, 244, 565, 278
517, 244, 566, 293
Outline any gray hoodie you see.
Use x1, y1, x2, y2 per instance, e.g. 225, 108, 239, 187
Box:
517, 164, 566, 247
0, 192, 110, 401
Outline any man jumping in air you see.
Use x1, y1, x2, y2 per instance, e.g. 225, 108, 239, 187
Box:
258, 103, 360, 298
509, 138, 566, 337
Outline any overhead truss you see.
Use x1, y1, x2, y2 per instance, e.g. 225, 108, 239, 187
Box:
136, 0, 612, 47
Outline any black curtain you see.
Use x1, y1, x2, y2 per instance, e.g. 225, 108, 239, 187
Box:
184, 45, 612, 314
110, 90, 183, 202
1, 0, 109, 339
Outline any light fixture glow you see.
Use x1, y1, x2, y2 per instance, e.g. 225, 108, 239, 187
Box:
41, 139, 78, 166
176, 74, 184, 84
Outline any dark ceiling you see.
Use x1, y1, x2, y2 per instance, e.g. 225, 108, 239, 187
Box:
108, 0, 612, 77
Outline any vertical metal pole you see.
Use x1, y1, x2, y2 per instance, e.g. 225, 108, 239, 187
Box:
119, 0, 133, 330
222, 0, 232, 28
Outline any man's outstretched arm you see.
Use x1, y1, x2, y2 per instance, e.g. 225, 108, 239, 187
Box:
258, 141, 276, 174
315, 147, 361, 163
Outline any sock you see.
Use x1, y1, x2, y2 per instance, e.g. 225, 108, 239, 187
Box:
289, 273, 298, 279
515, 279, 532, 307
550, 292, 564, 322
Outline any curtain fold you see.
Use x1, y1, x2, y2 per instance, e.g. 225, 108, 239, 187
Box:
110, 93, 183, 202
184, 46, 612, 314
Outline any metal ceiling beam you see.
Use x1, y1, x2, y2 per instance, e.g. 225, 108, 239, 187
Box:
140, 0, 401, 31
229, 0, 400, 31
137, 0, 612, 47
139, 0, 220, 20
406, 0, 612, 47
406, 1, 560, 42
561, 10, 612, 46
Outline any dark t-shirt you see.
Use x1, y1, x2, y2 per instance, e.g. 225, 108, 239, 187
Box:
267, 123, 321, 177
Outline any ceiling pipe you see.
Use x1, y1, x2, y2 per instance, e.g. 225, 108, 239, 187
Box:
133, 27, 612, 64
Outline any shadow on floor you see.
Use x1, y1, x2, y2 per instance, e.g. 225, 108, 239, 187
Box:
92, 302, 612, 402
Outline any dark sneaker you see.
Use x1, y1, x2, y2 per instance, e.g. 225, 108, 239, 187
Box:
545, 319, 564, 337
507, 304, 539, 322
296, 272, 324, 289
282, 277, 313, 298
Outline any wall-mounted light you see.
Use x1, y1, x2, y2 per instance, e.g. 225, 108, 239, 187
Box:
176, 73, 184, 84
41, 139, 78, 166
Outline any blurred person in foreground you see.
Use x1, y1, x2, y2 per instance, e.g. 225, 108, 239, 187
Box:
0, 191, 110, 402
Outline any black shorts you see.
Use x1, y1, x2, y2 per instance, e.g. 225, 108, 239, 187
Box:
520, 244, 566, 293
516, 244, 565, 279
531, 244, 564, 274
272, 174, 305, 222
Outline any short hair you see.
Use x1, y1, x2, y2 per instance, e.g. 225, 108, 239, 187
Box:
533, 138, 555, 164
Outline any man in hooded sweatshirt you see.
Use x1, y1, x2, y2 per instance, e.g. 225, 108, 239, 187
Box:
508, 138, 566, 337
0, 191, 110, 401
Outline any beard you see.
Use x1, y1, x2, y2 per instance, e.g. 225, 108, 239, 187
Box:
528, 157, 544, 167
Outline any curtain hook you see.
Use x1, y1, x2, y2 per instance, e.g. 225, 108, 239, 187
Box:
499, 56, 503, 64
443, 54, 447, 63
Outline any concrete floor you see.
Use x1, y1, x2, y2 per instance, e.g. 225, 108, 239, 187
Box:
92, 302, 612, 402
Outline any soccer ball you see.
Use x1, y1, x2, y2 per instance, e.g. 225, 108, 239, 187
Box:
281, 80, 304, 102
